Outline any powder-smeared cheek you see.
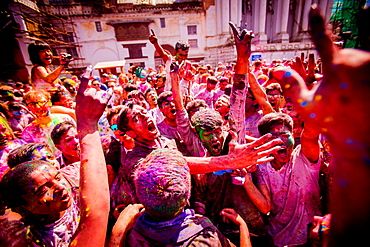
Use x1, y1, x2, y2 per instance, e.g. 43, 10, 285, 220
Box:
285, 135, 294, 150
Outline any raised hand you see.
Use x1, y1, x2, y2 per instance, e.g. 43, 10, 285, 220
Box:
149, 29, 158, 44
60, 52, 73, 66
76, 65, 112, 126
229, 22, 254, 65
228, 134, 283, 167
270, 5, 370, 246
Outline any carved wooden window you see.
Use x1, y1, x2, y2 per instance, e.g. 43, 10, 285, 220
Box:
114, 23, 150, 41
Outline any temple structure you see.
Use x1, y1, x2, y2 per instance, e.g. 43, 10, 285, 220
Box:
3, 0, 334, 80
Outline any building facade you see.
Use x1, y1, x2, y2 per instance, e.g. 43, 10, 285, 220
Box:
3, 0, 334, 81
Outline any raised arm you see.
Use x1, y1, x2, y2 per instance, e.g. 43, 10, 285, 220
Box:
70, 66, 111, 247
270, 5, 370, 246
220, 208, 252, 247
248, 72, 274, 115
228, 22, 254, 144
170, 68, 184, 111
149, 29, 171, 63
33, 53, 72, 85
186, 134, 283, 174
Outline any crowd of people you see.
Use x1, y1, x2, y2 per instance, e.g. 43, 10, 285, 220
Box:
0, 5, 369, 247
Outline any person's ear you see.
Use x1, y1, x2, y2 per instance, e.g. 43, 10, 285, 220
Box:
126, 130, 137, 139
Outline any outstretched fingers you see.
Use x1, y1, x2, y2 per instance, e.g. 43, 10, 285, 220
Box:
78, 65, 93, 93
309, 4, 336, 67
270, 68, 313, 105
229, 22, 240, 42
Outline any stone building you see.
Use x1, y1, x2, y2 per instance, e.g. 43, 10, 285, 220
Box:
3, 0, 334, 81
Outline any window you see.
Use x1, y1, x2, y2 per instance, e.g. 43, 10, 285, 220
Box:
62, 32, 75, 43
114, 23, 150, 41
123, 44, 148, 59
188, 39, 198, 48
160, 18, 166, 28
66, 48, 78, 58
187, 25, 197, 35
95, 21, 102, 32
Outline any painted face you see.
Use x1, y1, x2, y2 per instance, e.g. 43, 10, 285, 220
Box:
267, 89, 283, 111
91, 80, 100, 90
206, 83, 217, 91
214, 97, 229, 116
160, 98, 176, 120
219, 80, 228, 91
110, 114, 135, 150
39, 49, 53, 65
270, 123, 294, 164
197, 127, 224, 156
175, 49, 189, 63
145, 91, 158, 107
22, 165, 72, 214
127, 105, 160, 143
31, 147, 61, 169
60, 93, 74, 109
11, 109, 25, 120
57, 128, 80, 159
156, 77, 165, 88
0, 122, 13, 148
26, 97, 51, 117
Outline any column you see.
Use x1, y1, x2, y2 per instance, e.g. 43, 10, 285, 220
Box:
255, 0, 268, 44
221, 0, 230, 33
300, 0, 313, 42
229, 0, 239, 28
216, 0, 222, 35
277, 0, 290, 43
292, 0, 304, 40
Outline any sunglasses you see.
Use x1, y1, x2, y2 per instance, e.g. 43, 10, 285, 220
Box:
27, 100, 49, 108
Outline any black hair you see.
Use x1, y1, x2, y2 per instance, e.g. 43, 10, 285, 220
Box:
191, 108, 223, 131
117, 101, 136, 132
1, 161, 50, 208
51, 121, 76, 146
185, 99, 208, 117
207, 76, 218, 85
8, 102, 22, 112
157, 91, 172, 109
28, 41, 51, 66
175, 40, 190, 51
7, 143, 49, 169
257, 112, 293, 136
265, 83, 283, 95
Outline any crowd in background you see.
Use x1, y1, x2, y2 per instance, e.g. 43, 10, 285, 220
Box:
0, 6, 369, 247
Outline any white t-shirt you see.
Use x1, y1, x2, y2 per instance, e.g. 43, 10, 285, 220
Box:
254, 145, 322, 247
